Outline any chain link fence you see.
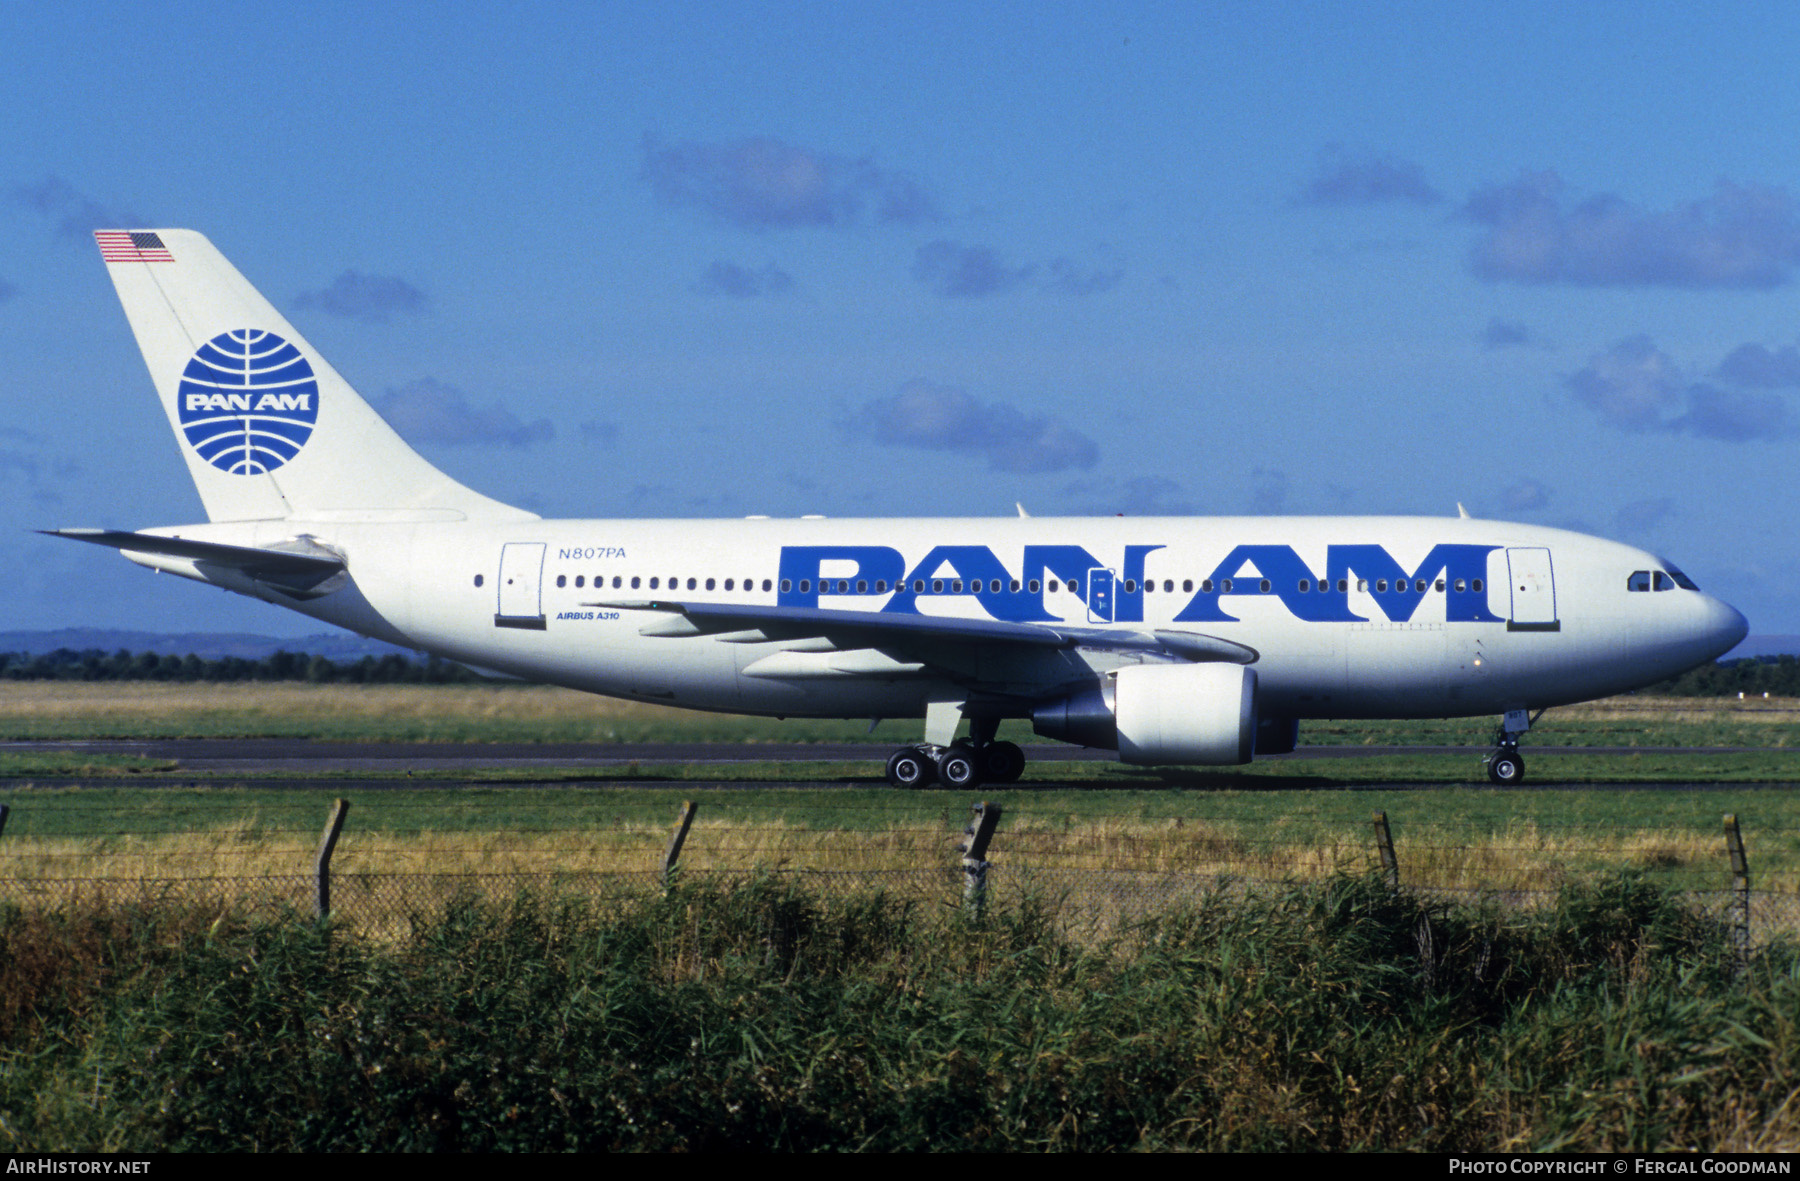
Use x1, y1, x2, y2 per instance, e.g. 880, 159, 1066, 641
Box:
1, 794, 1794, 941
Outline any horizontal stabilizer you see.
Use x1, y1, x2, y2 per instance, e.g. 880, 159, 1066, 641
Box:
43, 529, 346, 597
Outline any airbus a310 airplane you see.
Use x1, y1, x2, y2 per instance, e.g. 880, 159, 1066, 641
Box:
48, 230, 1749, 788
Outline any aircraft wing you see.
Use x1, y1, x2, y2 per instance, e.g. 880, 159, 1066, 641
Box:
592, 598, 1257, 678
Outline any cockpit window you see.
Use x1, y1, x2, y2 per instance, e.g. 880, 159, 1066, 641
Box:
1630, 564, 1701, 593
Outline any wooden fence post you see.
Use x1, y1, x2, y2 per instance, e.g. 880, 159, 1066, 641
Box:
664, 801, 697, 890
1372, 811, 1398, 888
315, 798, 350, 921
0, 803, 9, 841
960, 802, 1003, 916
1724, 813, 1750, 959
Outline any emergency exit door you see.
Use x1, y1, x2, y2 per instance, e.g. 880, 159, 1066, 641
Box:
1505, 547, 1558, 631
1087, 567, 1116, 623
495, 542, 547, 630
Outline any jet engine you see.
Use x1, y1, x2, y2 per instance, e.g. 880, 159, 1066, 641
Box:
1032, 662, 1258, 765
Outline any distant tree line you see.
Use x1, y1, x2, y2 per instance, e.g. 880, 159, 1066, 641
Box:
1639, 655, 1800, 698
0, 648, 489, 684
1, 645, 1794, 695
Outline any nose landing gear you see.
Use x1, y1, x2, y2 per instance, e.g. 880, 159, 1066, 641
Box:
1483, 708, 1541, 785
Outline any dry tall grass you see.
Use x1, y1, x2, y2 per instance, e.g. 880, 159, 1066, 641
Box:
6, 680, 1796, 738
0, 681, 683, 731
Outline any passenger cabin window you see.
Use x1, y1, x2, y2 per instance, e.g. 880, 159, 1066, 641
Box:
473, 574, 484, 587
556, 575, 566, 588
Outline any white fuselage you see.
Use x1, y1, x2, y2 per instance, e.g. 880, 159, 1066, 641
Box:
134, 513, 1748, 723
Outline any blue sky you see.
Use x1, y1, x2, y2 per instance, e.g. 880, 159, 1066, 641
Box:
4, 1, 1800, 638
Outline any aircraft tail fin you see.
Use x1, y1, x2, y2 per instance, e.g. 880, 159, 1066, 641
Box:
94, 229, 534, 523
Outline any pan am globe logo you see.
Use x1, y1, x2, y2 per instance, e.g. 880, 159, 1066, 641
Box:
176, 329, 320, 474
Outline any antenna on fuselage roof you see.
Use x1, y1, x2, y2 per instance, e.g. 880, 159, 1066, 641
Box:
1016, 502, 1031, 518
1457, 502, 1472, 519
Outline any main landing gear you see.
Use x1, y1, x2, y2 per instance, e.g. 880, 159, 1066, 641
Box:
1483, 708, 1540, 785
884, 740, 1027, 789
885, 713, 1027, 789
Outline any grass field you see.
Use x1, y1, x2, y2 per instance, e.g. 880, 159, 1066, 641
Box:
7, 687, 1800, 1150
5, 874, 1791, 1150
3, 681, 1799, 748
4, 684, 1800, 919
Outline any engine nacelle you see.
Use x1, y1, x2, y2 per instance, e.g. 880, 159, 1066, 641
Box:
1032, 662, 1258, 766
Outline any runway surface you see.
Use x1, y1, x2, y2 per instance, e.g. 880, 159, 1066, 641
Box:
9, 737, 1793, 792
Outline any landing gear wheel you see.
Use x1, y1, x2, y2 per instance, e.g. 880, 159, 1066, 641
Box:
937, 746, 982, 790
886, 747, 937, 789
980, 740, 1026, 783
1486, 749, 1525, 785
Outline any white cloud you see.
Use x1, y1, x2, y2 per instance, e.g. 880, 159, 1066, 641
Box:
851, 379, 1099, 473
294, 271, 427, 324
372, 378, 553, 448
642, 135, 937, 230
1464, 173, 1800, 288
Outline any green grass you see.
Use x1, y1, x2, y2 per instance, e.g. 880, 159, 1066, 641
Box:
5, 781, 1799, 897
1, 876, 1794, 1151
7, 749, 1800, 785
4, 683, 1797, 748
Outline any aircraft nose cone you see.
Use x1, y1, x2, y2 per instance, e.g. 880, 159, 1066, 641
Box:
1703, 596, 1750, 660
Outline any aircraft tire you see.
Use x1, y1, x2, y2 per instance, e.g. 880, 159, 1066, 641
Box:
886, 747, 938, 789
981, 740, 1026, 783
937, 747, 982, 790
1486, 750, 1524, 785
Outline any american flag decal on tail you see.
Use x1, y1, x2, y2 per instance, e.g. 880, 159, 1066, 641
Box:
95, 231, 174, 263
